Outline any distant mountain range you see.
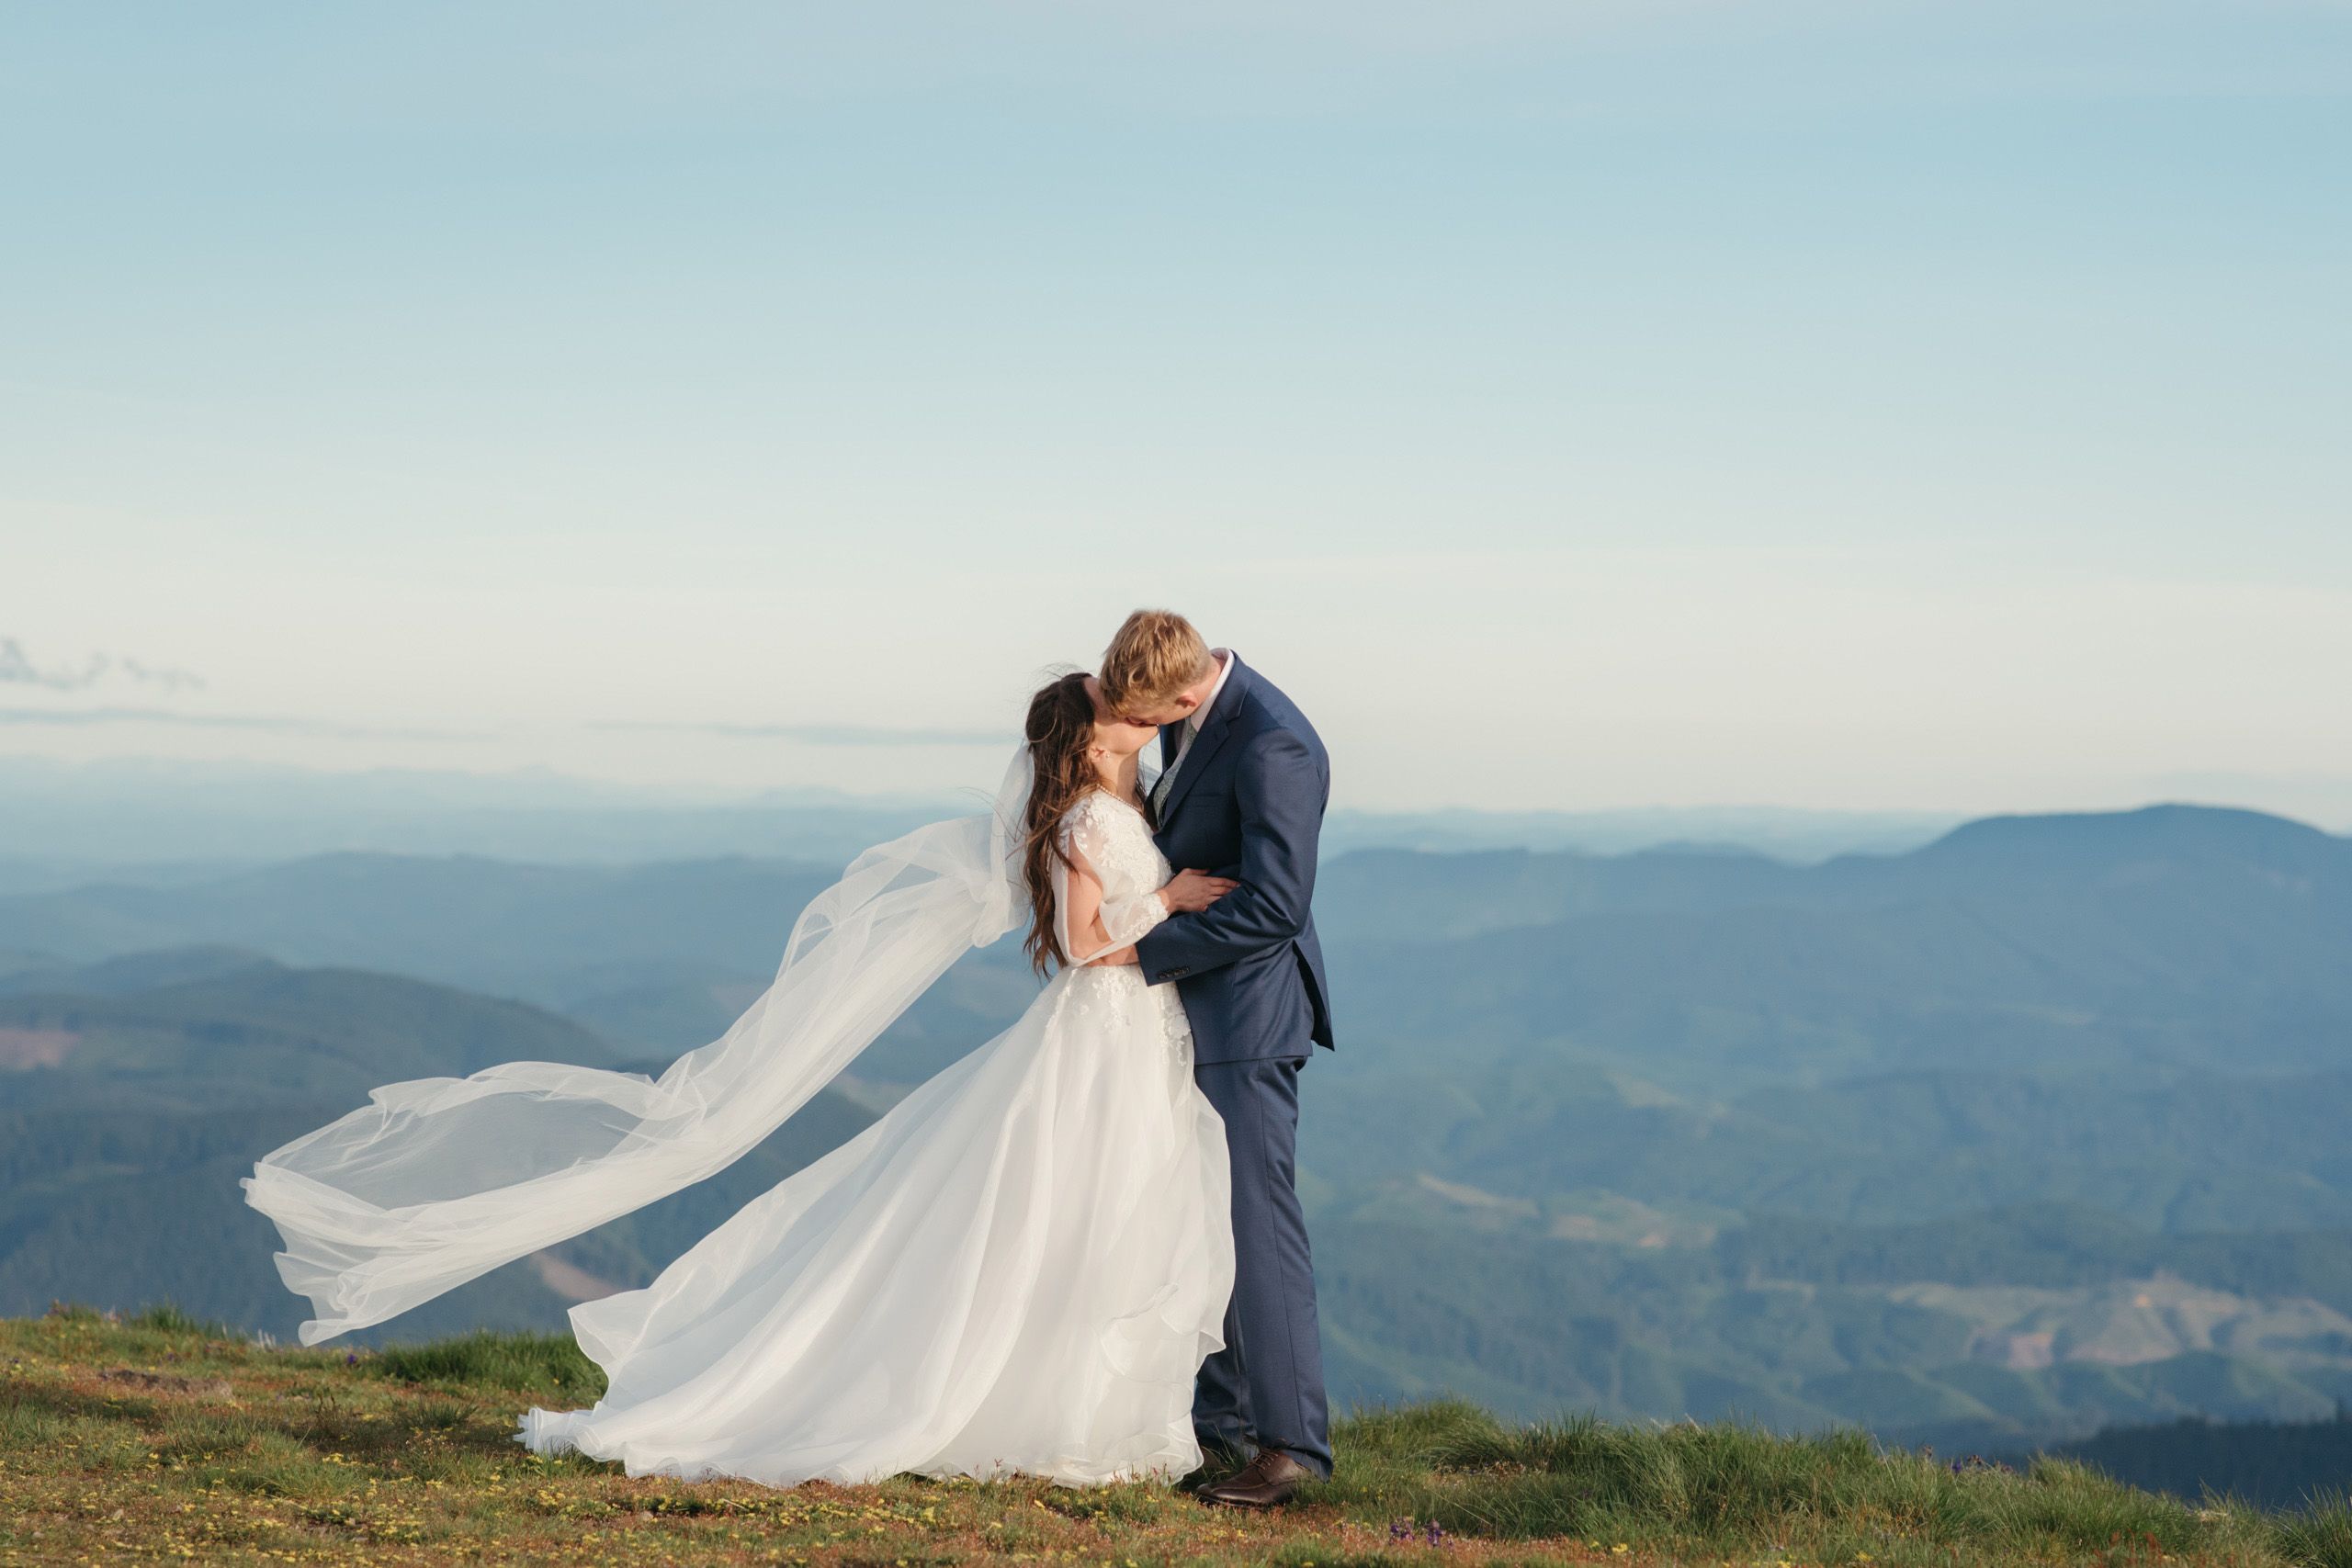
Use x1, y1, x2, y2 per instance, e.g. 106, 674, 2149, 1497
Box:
3, 799, 2348, 1463
0, 753, 1966, 882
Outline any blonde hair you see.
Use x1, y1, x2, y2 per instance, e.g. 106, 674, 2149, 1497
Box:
1100, 609, 1215, 712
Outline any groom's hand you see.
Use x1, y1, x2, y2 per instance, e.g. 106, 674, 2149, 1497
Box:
1084, 944, 1141, 966
1159, 868, 1238, 914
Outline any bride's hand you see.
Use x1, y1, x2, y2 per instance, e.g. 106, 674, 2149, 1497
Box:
1158, 869, 1237, 914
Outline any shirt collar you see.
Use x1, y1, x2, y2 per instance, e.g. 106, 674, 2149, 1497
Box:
1186, 649, 1234, 734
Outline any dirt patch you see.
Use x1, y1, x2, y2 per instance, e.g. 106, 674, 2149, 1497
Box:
98, 1367, 235, 1397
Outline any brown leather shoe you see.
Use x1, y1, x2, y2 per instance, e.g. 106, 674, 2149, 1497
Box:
1197, 1447, 1315, 1508
1179, 1438, 1251, 1493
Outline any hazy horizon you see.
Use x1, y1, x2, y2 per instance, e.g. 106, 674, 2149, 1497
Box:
2, 749, 2346, 886
3, 745, 2347, 829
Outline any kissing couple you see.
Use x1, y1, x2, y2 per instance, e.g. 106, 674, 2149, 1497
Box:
242, 608, 1339, 1507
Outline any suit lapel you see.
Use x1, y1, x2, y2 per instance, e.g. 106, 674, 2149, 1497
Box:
1157, 653, 1247, 827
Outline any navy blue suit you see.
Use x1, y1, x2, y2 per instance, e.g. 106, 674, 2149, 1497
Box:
1135, 651, 1334, 1478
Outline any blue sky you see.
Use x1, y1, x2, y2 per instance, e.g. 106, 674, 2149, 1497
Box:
4, 2, 2347, 817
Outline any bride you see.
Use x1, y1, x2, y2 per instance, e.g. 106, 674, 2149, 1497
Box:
240, 671, 1243, 1487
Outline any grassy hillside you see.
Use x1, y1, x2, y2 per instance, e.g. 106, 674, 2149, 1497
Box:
10, 1302, 2352, 1568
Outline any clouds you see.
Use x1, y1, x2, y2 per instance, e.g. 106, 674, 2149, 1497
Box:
0, 705, 486, 743
593, 719, 1006, 748
0, 637, 205, 694
0, 702, 998, 749
0, 635, 491, 742
0, 628, 1000, 749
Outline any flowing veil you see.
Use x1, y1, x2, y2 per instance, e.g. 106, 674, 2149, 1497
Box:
240, 745, 1033, 1348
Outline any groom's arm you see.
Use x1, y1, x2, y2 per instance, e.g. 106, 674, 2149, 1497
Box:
1136, 728, 1321, 985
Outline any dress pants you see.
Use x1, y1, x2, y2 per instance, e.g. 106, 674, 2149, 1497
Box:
1190, 1054, 1332, 1478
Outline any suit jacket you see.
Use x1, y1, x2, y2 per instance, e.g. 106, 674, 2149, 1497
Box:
1135, 652, 1336, 1064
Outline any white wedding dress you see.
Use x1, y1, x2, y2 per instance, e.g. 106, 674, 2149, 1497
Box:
510, 786, 1235, 1487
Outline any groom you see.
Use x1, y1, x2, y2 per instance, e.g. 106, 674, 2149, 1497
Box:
1094, 609, 1336, 1509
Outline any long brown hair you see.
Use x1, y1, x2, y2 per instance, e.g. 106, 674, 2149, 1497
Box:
1020, 671, 1105, 976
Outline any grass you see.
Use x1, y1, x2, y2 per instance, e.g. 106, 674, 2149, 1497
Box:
5, 1298, 2351, 1565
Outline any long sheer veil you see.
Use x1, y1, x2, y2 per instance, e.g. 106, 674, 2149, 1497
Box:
240, 745, 1034, 1347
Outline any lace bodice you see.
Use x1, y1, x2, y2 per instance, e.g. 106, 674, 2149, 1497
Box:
1050, 787, 1193, 1064
1054, 788, 1170, 954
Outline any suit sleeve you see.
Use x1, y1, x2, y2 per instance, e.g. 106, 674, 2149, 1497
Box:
1136, 728, 1321, 985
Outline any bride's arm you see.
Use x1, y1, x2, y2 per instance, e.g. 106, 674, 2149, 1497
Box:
1055, 813, 1189, 965
1058, 847, 1124, 964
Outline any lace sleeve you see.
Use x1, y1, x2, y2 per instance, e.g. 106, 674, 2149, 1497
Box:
1052, 795, 1169, 964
